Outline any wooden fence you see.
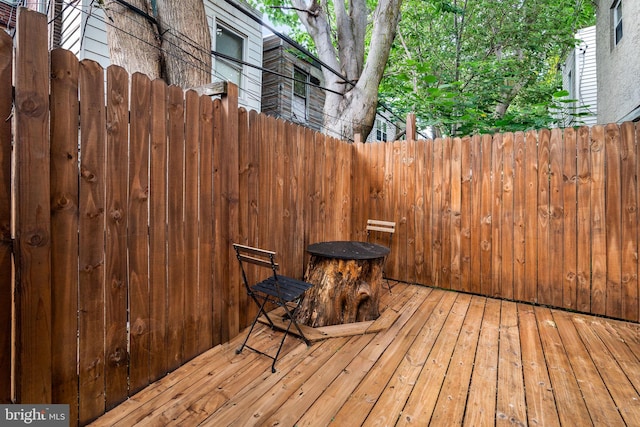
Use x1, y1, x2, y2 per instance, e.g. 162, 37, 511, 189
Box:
1, 8, 639, 426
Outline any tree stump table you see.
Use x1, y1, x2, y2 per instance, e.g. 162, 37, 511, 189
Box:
294, 241, 390, 327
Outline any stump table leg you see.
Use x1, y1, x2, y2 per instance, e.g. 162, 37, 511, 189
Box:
294, 255, 384, 327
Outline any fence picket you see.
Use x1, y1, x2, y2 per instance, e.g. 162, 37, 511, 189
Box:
537, 129, 552, 305
501, 132, 514, 300
128, 72, 151, 393
590, 125, 607, 315
576, 126, 592, 312
167, 85, 186, 367
605, 123, 622, 318
0, 27, 12, 406
562, 128, 578, 311
513, 132, 526, 301
78, 58, 107, 425
149, 78, 169, 377
549, 128, 564, 307
50, 48, 80, 424
104, 65, 130, 409
183, 90, 200, 362
14, 8, 52, 403
491, 133, 503, 297
620, 121, 638, 321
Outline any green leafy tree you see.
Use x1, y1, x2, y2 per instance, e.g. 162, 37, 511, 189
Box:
380, 0, 596, 136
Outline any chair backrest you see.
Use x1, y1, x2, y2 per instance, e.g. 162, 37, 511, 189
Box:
233, 243, 279, 289
366, 219, 396, 247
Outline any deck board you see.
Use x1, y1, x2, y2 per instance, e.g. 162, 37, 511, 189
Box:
90, 283, 640, 426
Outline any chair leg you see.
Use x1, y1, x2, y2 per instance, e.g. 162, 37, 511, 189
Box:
236, 296, 269, 355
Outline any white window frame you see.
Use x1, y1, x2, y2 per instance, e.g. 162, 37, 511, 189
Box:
213, 22, 245, 90
612, 0, 623, 46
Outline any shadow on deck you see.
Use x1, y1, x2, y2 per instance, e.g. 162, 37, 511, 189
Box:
90, 283, 640, 426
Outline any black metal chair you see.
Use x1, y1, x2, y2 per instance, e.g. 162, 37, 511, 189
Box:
233, 243, 314, 373
366, 219, 396, 292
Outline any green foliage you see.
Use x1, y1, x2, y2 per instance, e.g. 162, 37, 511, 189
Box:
381, 0, 596, 136
252, 0, 596, 137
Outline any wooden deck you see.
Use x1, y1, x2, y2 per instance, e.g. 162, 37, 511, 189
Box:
90, 283, 640, 426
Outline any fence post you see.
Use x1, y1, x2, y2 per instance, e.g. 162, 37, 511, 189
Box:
406, 113, 416, 141
219, 83, 241, 341
0, 24, 13, 405
13, 8, 53, 403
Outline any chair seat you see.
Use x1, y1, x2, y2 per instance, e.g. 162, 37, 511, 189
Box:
252, 276, 314, 302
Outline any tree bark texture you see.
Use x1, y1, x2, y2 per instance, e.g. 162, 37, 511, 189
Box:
294, 256, 383, 327
104, 0, 211, 88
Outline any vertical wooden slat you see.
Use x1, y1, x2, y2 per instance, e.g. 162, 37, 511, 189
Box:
562, 128, 578, 311
524, 130, 539, 303
78, 59, 106, 424
549, 128, 564, 307
620, 121, 638, 321
14, 8, 52, 403
590, 125, 607, 315
128, 72, 151, 393
211, 98, 224, 345
104, 65, 129, 409
416, 139, 433, 285
392, 142, 406, 282
460, 136, 472, 292
479, 134, 492, 295
351, 142, 366, 242
302, 127, 316, 269
183, 90, 200, 361
576, 126, 592, 313
238, 109, 259, 326
325, 136, 337, 241
290, 122, 305, 276
221, 84, 240, 340
605, 123, 622, 318
432, 138, 443, 288
50, 48, 80, 423
450, 137, 462, 291
406, 139, 417, 285
500, 133, 514, 300
149, 78, 168, 377
167, 85, 185, 367
513, 132, 526, 301
411, 140, 424, 285
441, 138, 452, 289
337, 138, 352, 241
537, 129, 551, 305
490, 133, 503, 297
469, 135, 482, 294
0, 28, 12, 405
369, 142, 385, 230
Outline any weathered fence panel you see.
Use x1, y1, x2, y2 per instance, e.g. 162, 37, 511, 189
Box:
4, 9, 640, 426
14, 9, 52, 404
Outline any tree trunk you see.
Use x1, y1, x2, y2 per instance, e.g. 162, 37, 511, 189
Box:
104, 0, 162, 79
295, 256, 383, 327
104, 0, 211, 88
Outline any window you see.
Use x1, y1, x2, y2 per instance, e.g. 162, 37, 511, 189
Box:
613, 0, 623, 45
376, 118, 388, 141
215, 24, 244, 87
292, 67, 309, 121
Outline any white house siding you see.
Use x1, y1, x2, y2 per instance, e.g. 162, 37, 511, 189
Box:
562, 26, 598, 126
205, 0, 262, 111
60, 0, 262, 112
596, 0, 640, 123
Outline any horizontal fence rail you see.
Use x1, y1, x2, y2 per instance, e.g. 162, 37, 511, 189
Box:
1, 8, 639, 426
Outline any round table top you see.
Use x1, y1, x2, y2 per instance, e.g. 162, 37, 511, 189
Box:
306, 241, 390, 260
